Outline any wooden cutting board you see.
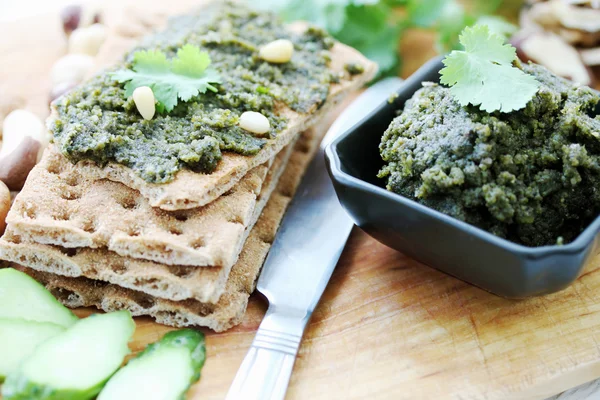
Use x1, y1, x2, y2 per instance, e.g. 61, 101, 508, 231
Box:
3, 2, 600, 399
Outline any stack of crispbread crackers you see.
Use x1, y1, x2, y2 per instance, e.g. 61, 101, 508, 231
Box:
0, 5, 376, 331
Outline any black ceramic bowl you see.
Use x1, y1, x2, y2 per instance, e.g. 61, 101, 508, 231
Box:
325, 56, 600, 298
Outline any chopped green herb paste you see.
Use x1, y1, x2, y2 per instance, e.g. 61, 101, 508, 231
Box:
379, 63, 600, 247
51, 2, 336, 183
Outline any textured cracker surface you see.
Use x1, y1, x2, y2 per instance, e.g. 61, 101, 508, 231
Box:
6, 138, 293, 268
8, 120, 326, 331
0, 133, 306, 304
58, 34, 376, 211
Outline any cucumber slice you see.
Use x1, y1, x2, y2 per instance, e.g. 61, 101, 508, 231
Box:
2, 310, 135, 400
0, 268, 77, 327
98, 329, 206, 400
0, 318, 64, 381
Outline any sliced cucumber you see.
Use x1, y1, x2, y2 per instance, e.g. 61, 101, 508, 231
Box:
0, 318, 65, 381
2, 310, 135, 400
98, 329, 206, 400
0, 268, 77, 327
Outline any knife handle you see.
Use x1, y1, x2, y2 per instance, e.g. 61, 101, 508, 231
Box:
226, 305, 310, 400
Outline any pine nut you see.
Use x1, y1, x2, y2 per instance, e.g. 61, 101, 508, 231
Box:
259, 39, 294, 63
239, 111, 270, 135
132, 86, 156, 120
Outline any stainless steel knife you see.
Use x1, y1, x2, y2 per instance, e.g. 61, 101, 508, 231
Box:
226, 77, 405, 400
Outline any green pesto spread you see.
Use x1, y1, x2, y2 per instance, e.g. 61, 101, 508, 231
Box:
379, 63, 600, 247
50, 2, 337, 183
345, 62, 365, 75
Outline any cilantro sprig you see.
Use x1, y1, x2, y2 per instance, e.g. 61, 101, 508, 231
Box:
111, 44, 221, 113
440, 25, 540, 113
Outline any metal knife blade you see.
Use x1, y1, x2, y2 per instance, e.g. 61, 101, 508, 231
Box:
257, 77, 405, 311
226, 77, 405, 400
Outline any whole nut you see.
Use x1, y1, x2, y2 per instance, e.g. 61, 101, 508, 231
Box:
132, 86, 156, 120
60, 4, 102, 36
68, 23, 107, 56
80, 6, 102, 27
60, 4, 82, 35
259, 39, 294, 63
51, 54, 95, 86
0, 110, 47, 190
49, 81, 78, 104
239, 111, 270, 135
0, 92, 25, 136
0, 181, 10, 236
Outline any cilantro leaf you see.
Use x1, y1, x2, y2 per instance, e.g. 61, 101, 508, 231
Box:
336, 2, 402, 75
475, 15, 517, 39
256, 0, 348, 33
407, 0, 448, 27
111, 45, 221, 113
435, 2, 476, 52
439, 25, 540, 113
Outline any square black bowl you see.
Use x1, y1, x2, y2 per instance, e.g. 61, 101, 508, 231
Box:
325, 56, 600, 298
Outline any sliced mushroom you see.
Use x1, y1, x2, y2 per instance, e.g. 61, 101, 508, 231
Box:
558, 28, 600, 46
527, 1, 560, 29
522, 0, 600, 46
517, 32, 593, 85
551, 0, 600, 33
563, 0, 600, 8
581, 47, 600, 65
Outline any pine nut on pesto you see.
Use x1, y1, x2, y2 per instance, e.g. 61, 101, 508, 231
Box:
379, 63, 600, 247
50, 2, 336, 184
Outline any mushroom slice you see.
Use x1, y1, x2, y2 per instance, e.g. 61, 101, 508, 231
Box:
526, 2, 560, 29
519, 32, 593, 85
581, 47, 600, 66
563, 0, 600, 8
551, 0, 600, 32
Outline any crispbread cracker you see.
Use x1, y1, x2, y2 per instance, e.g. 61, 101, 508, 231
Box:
0, 131, 308, 304
7, 117, 325, 332
53, 17, 376, 210
6, 138, 294, 268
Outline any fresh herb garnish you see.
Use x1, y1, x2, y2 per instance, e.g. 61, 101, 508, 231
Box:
111, 44, 221, 113
475, 15, 517, 39
255, 0, 517, 79
440, 25, 540, 113
256, 0, 404, 76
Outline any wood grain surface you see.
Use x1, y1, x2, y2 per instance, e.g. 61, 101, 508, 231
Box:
3, 1, 600, 399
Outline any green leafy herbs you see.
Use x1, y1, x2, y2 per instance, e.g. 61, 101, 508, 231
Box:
255, 0, 517, 79
335, 1, 403, 75
111, 44, 221, 113
256, 0, 405, 76
430, 1, 516, 52
440, 25, 540, 113
475, 15, 518, 39
406, 0, 449, 28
